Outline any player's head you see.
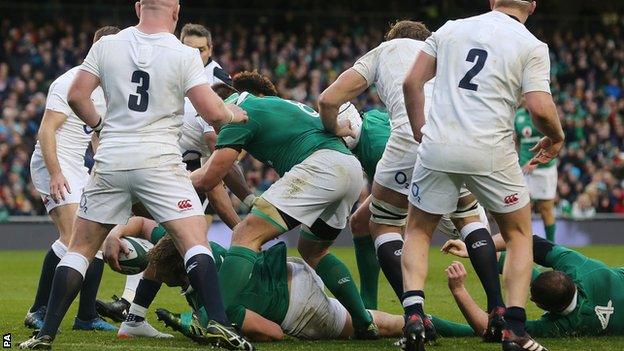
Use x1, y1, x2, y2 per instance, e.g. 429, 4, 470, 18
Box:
385, 20, 431, 41
491, 0, 537, 17
232, 71, 279, 97
530, 271, 576, 313
93, 26, 120, 44
337, 102, 363, 150
212, 83, 239, 100
135, 0, 180, 34
180, 23, 213, 66
147, 235, 188, 288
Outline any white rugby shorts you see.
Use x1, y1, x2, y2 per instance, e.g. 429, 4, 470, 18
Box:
261, 149, 363, 230
280, 258, 347, 339
78, 163, 203, 224
525, 166, 557, 200
373, 126, 418, 196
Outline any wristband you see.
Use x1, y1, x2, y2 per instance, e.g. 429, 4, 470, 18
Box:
243, 194, 256, 208
92, 117, 104, 133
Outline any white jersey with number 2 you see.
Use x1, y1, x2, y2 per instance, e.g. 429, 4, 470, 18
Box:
419, 11, 551, 175
80, 27, 208, 171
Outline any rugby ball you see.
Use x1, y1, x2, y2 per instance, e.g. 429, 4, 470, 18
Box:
337, 102, 362, 150
118, 237, 154, 275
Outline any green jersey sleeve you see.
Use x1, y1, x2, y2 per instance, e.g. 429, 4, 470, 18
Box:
216, 120, 260, 149
430, 316, 476, 337
543, 246, 608, 280
150, 225, 168, 244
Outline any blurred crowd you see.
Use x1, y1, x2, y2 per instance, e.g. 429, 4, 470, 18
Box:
0, 15, 623, 219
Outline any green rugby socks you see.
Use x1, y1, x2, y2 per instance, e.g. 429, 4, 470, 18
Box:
353, 236, 380, 309
217, 246, 258, 312
545, 223, 556, 242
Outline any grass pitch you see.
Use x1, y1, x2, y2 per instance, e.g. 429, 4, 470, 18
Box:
1, 245, 623, 350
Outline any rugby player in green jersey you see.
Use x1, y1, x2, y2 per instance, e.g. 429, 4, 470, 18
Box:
515, 106, 558, 242
435, 236, 624, 338
191, 72, 379, 338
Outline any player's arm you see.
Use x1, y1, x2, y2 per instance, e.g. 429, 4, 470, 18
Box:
204, 131, 217, 153
191, 147, 240, 193
241, 309, 284, 342
206, 183, 241, 229
522, 45, 565, 169
68, 70, 103, 132
187, 84, 247, 127
446, 262, 488, 336
38, 109, 70, 203
102, 217, 158, 272
403, 51, 436, 143
223, 163, 255, 206
318, 69, 368, 136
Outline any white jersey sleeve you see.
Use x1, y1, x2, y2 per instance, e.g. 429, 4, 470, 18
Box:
183, 51, 210, 94
80, 40, 103, 78
45, 79, 73, 116
522, 44, 551, 94
352, 46, 379, 86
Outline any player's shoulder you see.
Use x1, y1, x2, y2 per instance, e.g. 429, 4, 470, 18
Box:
49, 66, 80, 93
379, 38, 424, 51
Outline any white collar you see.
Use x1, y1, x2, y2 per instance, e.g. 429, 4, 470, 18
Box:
560, 289, 578, 316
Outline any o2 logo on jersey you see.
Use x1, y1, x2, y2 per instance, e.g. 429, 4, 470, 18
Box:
411, 182, 421, 204
83, 125, 95, 135
79, 194, 88, 213
395, 172, 409, 189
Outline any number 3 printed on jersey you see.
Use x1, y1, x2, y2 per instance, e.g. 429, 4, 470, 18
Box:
459, 48, 488, 91
128, 70, 150, 112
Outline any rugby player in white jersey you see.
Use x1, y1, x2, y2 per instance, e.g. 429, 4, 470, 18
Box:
401, 1, 564, 351
19, 1, 251, 350
25, 26, 120, 333
319, 20, 505, 342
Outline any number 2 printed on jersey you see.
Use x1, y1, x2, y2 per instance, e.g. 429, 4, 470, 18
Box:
459, 48, 488, 91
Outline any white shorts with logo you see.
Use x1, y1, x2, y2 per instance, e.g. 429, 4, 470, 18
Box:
409, 159, 529, 214
78, 163, 203, 225
525, 166, 557, 200
281, 258, 347, 339
373, 127, 418, 196
30, 152, 89, 213
262, 149, 363, 229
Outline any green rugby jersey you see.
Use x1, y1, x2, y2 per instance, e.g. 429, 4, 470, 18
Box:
434, 246, 624, 337
351, 109, 390, 180
514, 107, 556, 168
525, 246, 624, 337
217, 93, 351, 177
186, 242, 290, 327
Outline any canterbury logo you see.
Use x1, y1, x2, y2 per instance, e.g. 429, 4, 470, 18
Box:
186, 262, 198, 273
595, 300, 614, 330
394, 249, 403, 256
337, 277, 351, 285
177, 199, 193, 210
504, 193, 519, 206
471, 240, 487, 249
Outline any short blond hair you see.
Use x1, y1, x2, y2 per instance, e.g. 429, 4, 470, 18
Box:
385, 20, 430, 41
494, 0, 534, 11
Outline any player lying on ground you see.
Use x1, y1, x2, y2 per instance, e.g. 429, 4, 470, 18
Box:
102, 220, 405, 341
25, 26, 121, 333
190, 71, 379, 338
438, 235, 624, 337
341, 105, 495, 315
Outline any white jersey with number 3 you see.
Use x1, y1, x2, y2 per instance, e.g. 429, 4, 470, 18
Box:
80, 27, 208, 171
419, 11, 551, 175
352, 38, 434, 134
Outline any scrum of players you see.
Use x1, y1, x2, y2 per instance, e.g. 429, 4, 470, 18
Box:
18, 0, 624, 350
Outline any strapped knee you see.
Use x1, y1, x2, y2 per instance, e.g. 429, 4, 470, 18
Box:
449, 198, 479, 219
301, 219, 342, 243
250, 197, 298, 232
369, 196, 407, 227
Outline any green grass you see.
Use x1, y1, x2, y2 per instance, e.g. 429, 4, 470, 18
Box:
1, 246, 623, 350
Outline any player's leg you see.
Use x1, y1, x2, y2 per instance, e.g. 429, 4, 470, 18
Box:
36, 218, 112, 340
298, 223, 375, 338
465, 167, 543, 350
74, 248, 115, 331
350, 195, 380, 309
402, 163, 460, 350
218, 209, 284, 310
448, 196, 505, 341
369, 182, 408, 299
536, 199, 556, 242
26, 203, 75, 328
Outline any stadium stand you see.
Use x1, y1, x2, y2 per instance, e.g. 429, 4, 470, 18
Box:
0, 15, 623, 218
